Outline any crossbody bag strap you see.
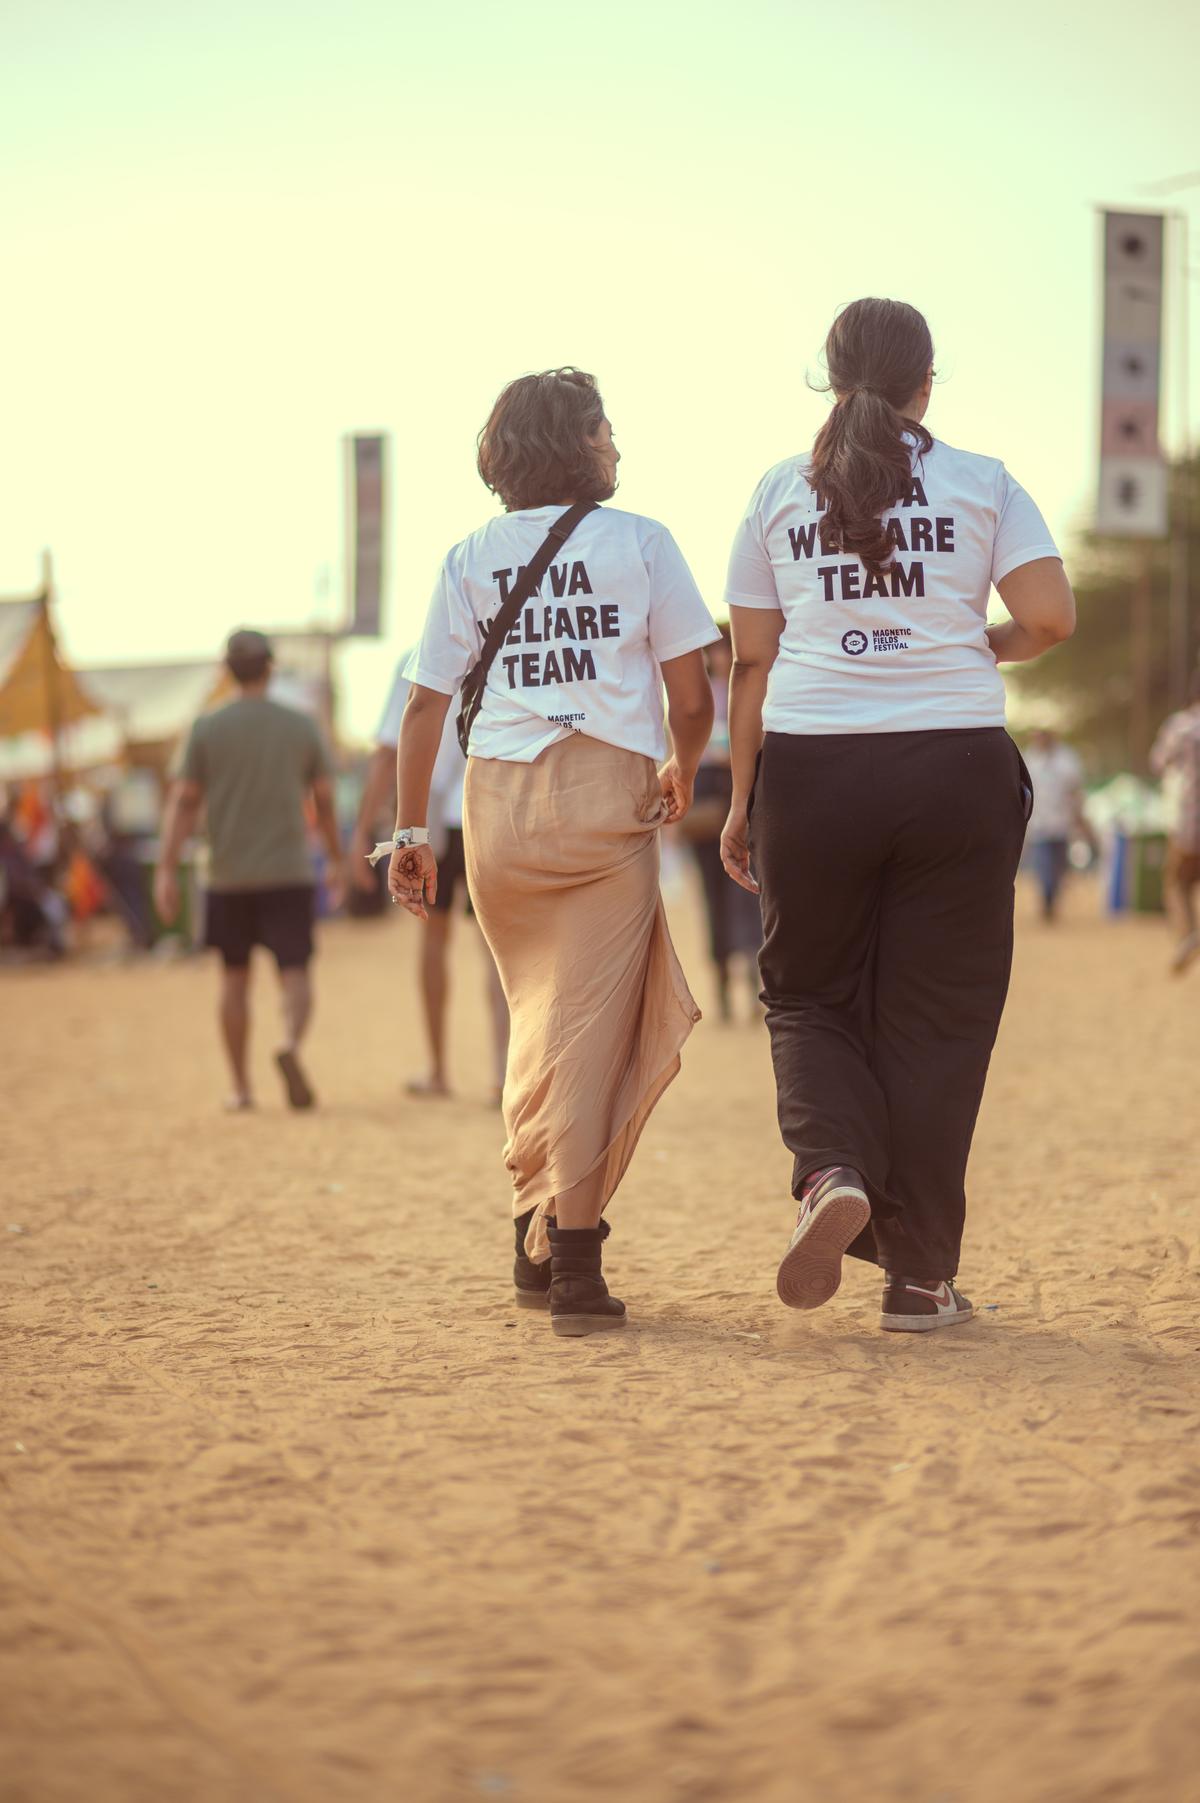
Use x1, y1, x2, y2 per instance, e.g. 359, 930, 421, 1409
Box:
456, 499, 598, 756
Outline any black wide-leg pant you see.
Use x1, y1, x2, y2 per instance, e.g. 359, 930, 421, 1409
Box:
752, 728, 1032, 1279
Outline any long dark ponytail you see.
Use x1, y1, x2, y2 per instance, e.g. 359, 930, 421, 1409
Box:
807, 299, 934, 577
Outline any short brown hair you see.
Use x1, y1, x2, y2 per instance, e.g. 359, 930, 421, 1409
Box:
225, 627, 273, 685
477, 368, 612, 511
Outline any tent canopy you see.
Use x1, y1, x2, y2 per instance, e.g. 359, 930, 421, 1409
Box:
83, 642, 330, 763
0, 598, 105, 737
82, 659, 230, 751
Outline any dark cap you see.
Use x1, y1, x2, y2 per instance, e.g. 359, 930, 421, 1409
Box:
225, 628, 273, 668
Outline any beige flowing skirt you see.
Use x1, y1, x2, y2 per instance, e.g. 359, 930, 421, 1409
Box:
464, 734, 701, 1265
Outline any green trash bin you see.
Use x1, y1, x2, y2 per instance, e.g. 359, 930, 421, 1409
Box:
1126, 831, 1167, 914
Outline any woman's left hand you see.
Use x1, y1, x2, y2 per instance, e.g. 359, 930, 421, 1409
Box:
720, 804, 759, 894
388, 843, 439, 920
657, 758, 694, 825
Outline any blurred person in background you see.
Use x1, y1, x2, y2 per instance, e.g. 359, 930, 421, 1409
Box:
12, 779, 58, 877
154, 629, 344, 1111
349, 654, 509, 1103
721, 297, 1075, 1334
95, 793, 156, 952
1022, 726, 1085, 922
1151, 668, 1200, 975
678, 625, 762, 1021
59, 821, 108, 947
389, 368, 717, 1336
0, 807, 67, 957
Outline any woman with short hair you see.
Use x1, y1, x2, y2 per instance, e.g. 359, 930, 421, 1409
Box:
390, 369, 718, 1335
721, 299, 1076, 1332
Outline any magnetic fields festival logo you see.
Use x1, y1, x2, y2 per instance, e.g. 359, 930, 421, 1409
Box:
841, 630, 869, 656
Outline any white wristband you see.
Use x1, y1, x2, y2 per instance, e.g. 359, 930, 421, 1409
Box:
364, 826, 431, 869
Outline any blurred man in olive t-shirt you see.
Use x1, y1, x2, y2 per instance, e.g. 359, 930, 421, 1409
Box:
154, 629, 345, 1111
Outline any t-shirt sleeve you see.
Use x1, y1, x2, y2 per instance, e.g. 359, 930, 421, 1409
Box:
404, 552, 477, 696
178, 720, 206, 786
991, 468, 1061, 586
375, 664, 411, 746
724, 479, 783, 610
644, 526, 720, 662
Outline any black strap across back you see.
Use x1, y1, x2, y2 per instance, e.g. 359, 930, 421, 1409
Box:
455, 500, 599, 756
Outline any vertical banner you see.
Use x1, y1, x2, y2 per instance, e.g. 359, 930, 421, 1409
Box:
1097, 211, 1167, 537
346, 433, 388, 636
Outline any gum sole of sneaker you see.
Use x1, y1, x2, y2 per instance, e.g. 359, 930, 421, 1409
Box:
879, 1306, 976, 1333
776, 1190, 871, 1310
514, 1289, 550, 1310
551, 1314, 627, 1337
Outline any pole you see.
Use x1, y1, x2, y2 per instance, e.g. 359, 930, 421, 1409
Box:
39, 550, 65, 808
1130, 542, 1155, 775
1168, 209, 1191, 707
313, 562, 337, 746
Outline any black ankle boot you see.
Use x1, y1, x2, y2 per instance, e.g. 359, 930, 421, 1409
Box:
547, 1221, 625, 1337
513, 1209, 551, 1309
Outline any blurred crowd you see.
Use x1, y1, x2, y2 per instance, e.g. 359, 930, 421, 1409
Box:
0, 778, 149, 959
4, 658, 1199, 987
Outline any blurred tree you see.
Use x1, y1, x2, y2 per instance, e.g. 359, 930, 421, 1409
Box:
1011, 455, 1199, 776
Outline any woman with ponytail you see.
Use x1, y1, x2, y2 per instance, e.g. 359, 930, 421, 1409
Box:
721, 298, 1075, 1333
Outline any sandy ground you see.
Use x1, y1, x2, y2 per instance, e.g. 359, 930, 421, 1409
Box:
2, 866, 1199, 1803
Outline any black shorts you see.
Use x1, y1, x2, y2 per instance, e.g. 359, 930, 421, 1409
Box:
205, 885, 315, 970
433, 828, 473, 915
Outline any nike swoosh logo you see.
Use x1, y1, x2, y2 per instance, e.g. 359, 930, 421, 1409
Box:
906, 1282, 953, 1306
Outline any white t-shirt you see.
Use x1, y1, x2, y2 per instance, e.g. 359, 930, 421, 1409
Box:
724, 436, 1060, 734
405, 505, 719, 764
1023, 741, 1083, 842
376, 655, 466, 827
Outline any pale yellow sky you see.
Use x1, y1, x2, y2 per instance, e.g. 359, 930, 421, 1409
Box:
3, 0, 1197, 739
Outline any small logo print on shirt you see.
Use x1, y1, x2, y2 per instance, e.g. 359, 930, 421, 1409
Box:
841, 630, 869, 656
872, 628, 913, 653
548, 712, 586, 730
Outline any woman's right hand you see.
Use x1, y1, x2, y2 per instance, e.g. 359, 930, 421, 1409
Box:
388, 843, 439, 920
657, 757, 694, 825
720, 804, 759, 895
